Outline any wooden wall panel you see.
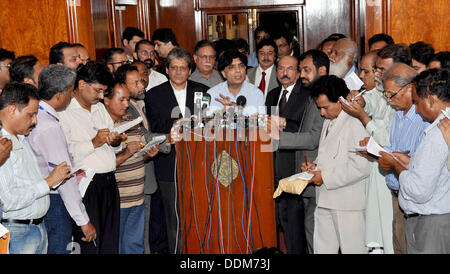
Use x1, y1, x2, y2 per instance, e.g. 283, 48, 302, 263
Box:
199, 0, 305, 9
74, 0, 96, 60
304, 0, 352, 51
389, 0, 450, 52
0, 0, 69, 65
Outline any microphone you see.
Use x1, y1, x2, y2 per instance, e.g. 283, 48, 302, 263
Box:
236, 95, 247, 108
236, 96, 247, 139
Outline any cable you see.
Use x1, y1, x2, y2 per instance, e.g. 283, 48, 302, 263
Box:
246, 128, 257, 254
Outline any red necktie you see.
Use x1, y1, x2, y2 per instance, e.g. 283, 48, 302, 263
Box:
258, 71, 266, 94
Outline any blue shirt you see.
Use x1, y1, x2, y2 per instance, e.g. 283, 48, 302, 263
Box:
399, 112, 450, 215
207, 80, 266, 116
384, 104, 429, 190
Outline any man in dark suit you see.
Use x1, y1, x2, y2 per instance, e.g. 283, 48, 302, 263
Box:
267, 50, 328, 254
144, 48, 209, 253
264, 55, 311, 254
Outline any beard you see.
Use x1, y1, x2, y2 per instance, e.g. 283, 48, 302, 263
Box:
143, 58, 155, 69
329, 57, 351, 78
374, 76, 384, 92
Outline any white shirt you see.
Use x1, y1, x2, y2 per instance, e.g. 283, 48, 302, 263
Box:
254, 64, 274, 100
146, 69, 168, 91
58, 97, 121, 174
170, 82, 187, 118
0, 128, 50, 219
277, 83, 295, 106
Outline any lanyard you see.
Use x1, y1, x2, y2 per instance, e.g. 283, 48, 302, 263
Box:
39, 105, 59, 122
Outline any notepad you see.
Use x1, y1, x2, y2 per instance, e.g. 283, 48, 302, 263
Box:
354, 137, 387, 157
78, 168, 96, 198
339, 96, 352, 107
344, 71, 364, 91
0, 224, 8, 238
442, 108, 450, 119
113, 117, 143, 134
0, 224, 9, 254
133, 135, 166, 158
288, 171, 314, 182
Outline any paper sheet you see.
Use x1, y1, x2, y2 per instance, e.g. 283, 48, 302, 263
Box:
366, 136, 387, 157
442, 108, 450, 119
113, 117, 143, 134
339, 96, 352, 107
344, 71, 364, 91
0, 224, 9, 254
288, 171, 314, 182
0, 223, 8, 238
133, 135, 166, 158
78, 168, 96, 198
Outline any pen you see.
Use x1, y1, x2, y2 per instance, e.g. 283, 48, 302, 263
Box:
124, 141, 145, 147
351, 89, 367, 102
92, 239, 97, 247
48, 161, 57, 167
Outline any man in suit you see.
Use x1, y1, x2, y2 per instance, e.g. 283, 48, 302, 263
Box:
267, 49, 328, 254
247, 38, 279, 101
145, 48, 209, 253
301, 75, 372, 253
264, 55, 312, 254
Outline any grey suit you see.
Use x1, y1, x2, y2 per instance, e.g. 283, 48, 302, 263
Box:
247, 65, 279, 94
275, 95, 324, 253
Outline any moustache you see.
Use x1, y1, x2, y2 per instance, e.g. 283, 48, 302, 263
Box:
281, 75, 290, 80
144, 58, 155, 69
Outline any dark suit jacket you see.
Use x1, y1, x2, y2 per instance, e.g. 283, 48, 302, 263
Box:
144, 80, 209, 182
265, 80, 311, 186
275, 85, 325, 198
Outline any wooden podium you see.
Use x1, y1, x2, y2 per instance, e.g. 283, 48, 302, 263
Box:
175, 125, 276, 254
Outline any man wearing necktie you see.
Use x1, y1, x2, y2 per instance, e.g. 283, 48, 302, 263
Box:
264, 55, 312, 254
247, 38, 280, 101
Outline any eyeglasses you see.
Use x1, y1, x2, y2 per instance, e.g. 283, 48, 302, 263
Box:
137, 50, 156, 57
383, 83, 409, 100
197, 55, 215, 61
168, 65, 188, 72
108, 60, 130, 66
88, 84, 106, 94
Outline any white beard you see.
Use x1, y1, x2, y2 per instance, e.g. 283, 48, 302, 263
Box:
375, 77, 384, 92
329, 58, 351, 78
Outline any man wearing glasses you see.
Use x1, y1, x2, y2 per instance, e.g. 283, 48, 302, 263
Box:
145, 48, 209, 253
102, 48, 130, 74
134, 40, 167, 91
59, 61, 124, 253
0, 48, 15, 92
377, 63, 429, 254
189, 40, 223, 88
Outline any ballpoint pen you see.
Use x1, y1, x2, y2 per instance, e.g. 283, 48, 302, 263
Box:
124, 141, 145, 147
351, 89, 367, 102
93, 239, 97, 247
